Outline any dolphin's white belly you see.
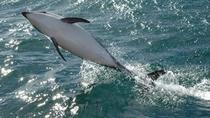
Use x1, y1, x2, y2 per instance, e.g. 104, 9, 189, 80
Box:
51, 23, 117, 67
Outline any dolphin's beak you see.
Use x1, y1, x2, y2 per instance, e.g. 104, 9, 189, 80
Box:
22, 12, 30, 18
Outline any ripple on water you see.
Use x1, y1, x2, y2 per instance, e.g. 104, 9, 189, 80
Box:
0, 0, 210, 117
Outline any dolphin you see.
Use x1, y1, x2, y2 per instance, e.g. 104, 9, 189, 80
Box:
22, 11, 165, 82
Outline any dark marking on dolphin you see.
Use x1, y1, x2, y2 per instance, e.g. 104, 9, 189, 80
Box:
61, 17, 90, 24
22, 12, 30, 18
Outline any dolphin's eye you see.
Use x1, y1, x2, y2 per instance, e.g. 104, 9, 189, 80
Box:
41, 11, 47, 14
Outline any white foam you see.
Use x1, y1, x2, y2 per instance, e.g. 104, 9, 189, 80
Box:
156, 76, 210, 101
126, 64, 210, 101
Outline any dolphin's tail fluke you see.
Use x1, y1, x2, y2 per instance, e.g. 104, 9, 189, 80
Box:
116, 62, 166, 82
147, 69, 166, 81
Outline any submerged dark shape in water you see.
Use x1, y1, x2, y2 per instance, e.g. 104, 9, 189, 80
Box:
22, 11, 165, 83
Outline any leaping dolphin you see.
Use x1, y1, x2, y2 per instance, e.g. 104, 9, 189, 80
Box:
22, 11, 165, 82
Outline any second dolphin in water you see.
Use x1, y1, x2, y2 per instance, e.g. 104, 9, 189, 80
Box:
22, 11, 165, 81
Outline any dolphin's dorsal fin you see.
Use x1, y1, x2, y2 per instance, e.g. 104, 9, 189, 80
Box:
51, 37, 66, 61
61, 17, 90, 24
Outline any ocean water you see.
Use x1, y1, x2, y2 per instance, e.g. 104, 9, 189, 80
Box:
0, 0, 210, 117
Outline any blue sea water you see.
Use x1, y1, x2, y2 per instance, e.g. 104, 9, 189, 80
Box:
0, 0, 210, 117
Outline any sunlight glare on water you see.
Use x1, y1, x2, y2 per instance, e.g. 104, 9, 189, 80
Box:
0, 0, 210, 117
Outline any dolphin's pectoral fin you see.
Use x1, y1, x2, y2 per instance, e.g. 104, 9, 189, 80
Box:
61, 17, 90, 24
147, 69, 166, 81
50, 37, 66, 61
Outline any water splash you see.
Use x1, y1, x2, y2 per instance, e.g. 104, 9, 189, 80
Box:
155, 70, 210, 101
